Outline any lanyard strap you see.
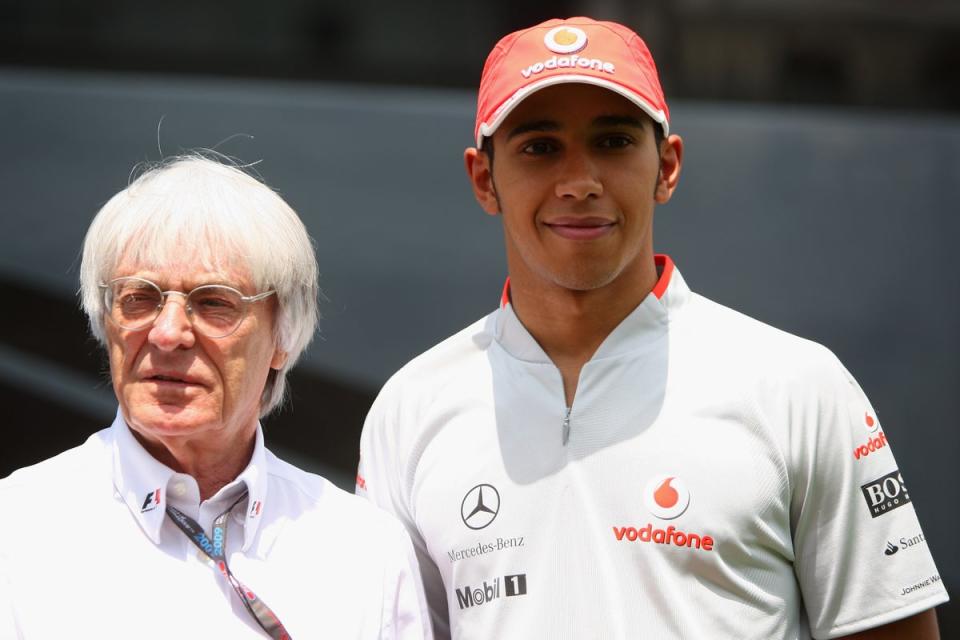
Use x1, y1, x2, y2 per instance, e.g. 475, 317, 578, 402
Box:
166, 493, 292, 640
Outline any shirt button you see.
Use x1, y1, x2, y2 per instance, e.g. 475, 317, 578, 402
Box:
172, 482, 187, 497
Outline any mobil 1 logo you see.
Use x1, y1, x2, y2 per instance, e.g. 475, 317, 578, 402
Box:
861, 469, 912, 518
455, 574, 528, 610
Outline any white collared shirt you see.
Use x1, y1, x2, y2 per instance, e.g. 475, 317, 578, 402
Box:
358, 256, 948, 640
0, 411, 432, 639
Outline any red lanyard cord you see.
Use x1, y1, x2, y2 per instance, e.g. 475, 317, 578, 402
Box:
166, 493, 292, 640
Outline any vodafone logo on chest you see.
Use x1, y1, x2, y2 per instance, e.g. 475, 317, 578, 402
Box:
612, 475, 716, 552
643, 475, 690, 519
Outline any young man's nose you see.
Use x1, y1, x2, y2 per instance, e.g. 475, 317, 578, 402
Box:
555, 153, 603, 200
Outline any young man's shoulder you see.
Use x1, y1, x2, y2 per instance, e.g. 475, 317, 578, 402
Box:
681, 291, 850, 389
684, 291, 880, 426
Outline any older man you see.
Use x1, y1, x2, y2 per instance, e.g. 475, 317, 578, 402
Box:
0, 156, 431, 638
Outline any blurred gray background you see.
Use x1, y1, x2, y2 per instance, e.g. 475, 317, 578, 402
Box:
2, 0, 958, 633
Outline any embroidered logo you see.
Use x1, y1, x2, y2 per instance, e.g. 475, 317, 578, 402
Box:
140, 488, 161, 512
544, 26, 588, 54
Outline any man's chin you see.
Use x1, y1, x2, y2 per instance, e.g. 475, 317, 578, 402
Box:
124, 402, 217, 440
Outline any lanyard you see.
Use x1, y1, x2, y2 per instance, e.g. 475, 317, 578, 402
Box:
166, 492, 292, 640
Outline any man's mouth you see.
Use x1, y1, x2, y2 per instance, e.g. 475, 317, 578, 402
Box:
145, 373, 199, 386
544, 217, 616, 240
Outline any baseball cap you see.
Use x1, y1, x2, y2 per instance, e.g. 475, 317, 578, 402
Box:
474, 17, 670, 148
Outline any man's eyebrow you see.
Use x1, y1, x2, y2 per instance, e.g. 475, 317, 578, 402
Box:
593, 115, 647, 129
506, 120, 560, 140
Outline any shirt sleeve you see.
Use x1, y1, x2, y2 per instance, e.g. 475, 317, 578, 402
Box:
784, 349, 948, 638
0, 550, 22, 639
380, 518, 433, 640
358, 381, 451, 640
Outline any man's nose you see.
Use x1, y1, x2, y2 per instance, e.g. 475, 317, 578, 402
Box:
147, 293, 195, 351
555, 152, 603, 200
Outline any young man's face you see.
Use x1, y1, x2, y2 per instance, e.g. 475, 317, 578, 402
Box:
466, 83, 681, 295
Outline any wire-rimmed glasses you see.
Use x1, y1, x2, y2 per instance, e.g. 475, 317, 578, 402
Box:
100, 276, 276, 339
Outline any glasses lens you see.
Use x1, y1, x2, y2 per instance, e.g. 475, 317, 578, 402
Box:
187, 285, 245, 337
109, 278, 163, 330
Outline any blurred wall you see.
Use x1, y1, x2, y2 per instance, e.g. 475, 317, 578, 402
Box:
3, 0, 959, 109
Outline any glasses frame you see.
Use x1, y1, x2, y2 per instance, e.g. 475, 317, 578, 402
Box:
99, 276, 277, 339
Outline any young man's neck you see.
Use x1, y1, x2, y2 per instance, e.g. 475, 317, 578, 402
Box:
507, 261, 660, 406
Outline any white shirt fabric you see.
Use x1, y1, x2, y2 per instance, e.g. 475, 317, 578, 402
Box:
357, 256, 948, 640
0, 411, 432, 639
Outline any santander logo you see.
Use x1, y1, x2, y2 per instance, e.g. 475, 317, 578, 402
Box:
612, 475, 715, 552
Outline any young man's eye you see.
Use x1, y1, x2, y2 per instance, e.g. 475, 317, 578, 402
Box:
597, 135, 634, 149
520, 139, 558, 155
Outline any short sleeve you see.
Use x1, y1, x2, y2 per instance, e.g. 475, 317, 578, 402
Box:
380, 519, 433, 639
358, 382, 452, 639
0, 550, 22, 639
786, 350, 948, 638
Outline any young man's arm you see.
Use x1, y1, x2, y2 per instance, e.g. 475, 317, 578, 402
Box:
0, 548, 22, 638
357, 381, 451, 639
777, 346, 948, 638
837, 608, 939, 639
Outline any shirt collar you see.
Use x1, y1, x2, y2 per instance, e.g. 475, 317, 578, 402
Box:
111, 409, 270, 552
493, 254, 691, 363
232, 426, 268, 552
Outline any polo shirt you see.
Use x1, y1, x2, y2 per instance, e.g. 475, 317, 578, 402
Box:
0, 411, 432, 639
357, 256, 948, 639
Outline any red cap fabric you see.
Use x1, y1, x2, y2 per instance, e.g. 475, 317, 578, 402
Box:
474, 17, 670, 147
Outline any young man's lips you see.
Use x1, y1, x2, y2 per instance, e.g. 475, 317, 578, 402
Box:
545, 217, 616, 240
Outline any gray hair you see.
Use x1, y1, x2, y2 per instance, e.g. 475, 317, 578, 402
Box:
79, 155, 319, 416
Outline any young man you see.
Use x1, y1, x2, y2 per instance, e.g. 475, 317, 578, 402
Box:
357, 17, 947, 639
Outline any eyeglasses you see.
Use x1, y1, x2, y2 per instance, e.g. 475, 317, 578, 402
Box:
100, 277, 276, 339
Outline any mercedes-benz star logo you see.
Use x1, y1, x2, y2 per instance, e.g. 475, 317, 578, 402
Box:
461, 484, 500, 530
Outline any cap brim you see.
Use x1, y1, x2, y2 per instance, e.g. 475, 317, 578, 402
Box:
476, 75, 669, 147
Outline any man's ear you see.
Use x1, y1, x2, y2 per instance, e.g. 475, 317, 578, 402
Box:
270, 348, 288, 371
654, 134, 684, 204
464, 147, 500, 216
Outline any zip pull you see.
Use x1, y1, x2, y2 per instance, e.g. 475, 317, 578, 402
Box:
562, 407, 572, 445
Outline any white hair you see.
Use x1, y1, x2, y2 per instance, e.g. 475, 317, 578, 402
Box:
79, 155, 319, 416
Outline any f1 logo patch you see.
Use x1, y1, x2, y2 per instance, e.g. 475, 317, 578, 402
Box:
141, 488, 161, 512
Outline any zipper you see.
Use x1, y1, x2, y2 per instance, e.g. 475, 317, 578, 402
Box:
562, 406, 572, 445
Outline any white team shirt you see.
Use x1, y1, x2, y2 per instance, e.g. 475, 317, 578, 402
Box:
357, 256, 948, 640
0, 410, 432, 639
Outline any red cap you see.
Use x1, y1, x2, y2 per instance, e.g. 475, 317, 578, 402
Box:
474, 17, 669, 148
